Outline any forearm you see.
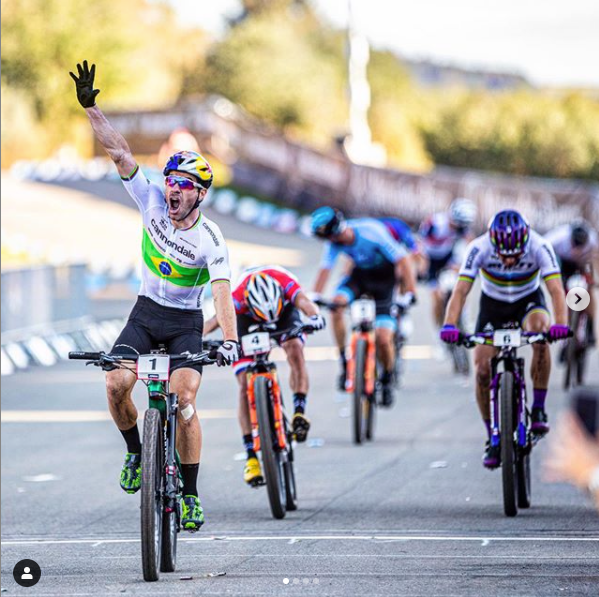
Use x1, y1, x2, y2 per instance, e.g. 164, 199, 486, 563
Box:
547, 278, 568, 325
295, 292, 319, 317
85, 106, 135, 173
443, 281, 471, 326
396, 257, 416, 295
313, 269, 330, 295
212, 282, 238, 341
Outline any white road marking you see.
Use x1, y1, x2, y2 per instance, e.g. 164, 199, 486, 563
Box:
0, 409, 237, 423
3, 534, 598, 546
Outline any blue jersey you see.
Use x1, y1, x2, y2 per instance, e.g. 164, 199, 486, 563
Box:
379, 218, 418, 253
320, 219, 407, 270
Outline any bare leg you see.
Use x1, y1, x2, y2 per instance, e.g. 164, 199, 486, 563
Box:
375, 327, 395, 372
105, 369, 138, 430
170, 368, 202, 464
282, 338, 308, 395
237, 372, 250, 436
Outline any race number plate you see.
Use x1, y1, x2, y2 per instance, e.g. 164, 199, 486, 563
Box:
350, 299, 376, 325
493, 329, 521, 347
137, 354, 170, 381
241, 332, 271, 356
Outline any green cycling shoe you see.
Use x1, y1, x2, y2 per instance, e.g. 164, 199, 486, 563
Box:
120, 453, 141, 494
181, 495, 205, 531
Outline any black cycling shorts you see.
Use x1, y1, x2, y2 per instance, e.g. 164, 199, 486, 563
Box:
427, 253, 453, 284
335, 263, 395, 324
112, 296, 204, 374
475, 288, 549, 334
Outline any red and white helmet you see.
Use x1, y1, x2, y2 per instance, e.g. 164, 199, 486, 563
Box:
244, 273, 284, 322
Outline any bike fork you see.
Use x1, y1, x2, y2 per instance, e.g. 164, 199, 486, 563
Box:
164, 393, 179, 515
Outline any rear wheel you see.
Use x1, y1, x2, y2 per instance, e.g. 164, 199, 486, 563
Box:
160, 509, 177, 572
141, 409, 164, 581
284, 418, 298, 511
255, 376, 286, 520
352, 339, 368, 445
516, 450, 531, 509
563, 311, 579, 389
500, 372, 517, 517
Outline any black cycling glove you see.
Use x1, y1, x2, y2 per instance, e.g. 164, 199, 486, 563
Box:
69, 60, 100, 108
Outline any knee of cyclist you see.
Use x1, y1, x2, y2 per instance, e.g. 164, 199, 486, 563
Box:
105, 375, 131, 403
177, 399, 197, 424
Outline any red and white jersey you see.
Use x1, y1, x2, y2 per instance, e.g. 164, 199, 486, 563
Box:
419, 213, 466, 260
232, 266, 302, 316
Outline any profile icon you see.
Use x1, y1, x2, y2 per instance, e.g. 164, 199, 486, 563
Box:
13, 559, 41, 587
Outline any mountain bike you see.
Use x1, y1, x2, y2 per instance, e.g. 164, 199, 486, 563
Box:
563, 273, 592, 389
315, 297, 377, 444
241, 322, 319, 519
459, 328, 569, 517
69, 344, 220, 581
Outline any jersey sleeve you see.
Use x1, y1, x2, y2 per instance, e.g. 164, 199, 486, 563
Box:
375, 224, 408, 263
537, 238, 562, 282
268, 268, 302, 304
201, 219, 232, 284
320, 242, 340, 270
231, 281, 248, 315
120, 165, 165, 212
458, 239, 483, 283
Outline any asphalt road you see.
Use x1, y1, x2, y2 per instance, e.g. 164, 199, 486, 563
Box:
2, 192, 599, 596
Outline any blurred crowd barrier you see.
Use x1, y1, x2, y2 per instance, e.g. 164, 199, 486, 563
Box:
98, 96, 599, 231
1, 264, 88, 333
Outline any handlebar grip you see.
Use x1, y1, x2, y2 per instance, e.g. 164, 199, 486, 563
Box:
69, 351, 103, 360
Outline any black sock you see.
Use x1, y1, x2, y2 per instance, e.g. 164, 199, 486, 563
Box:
181, 463, 199, 497
380, 371, 392, 385
243, 434, 256, 458
293, 393, 307, 414
120, 424, 141, 454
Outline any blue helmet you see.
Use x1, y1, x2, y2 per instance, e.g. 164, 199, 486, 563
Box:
489, 210, 530, 257
310, 207, 346, 238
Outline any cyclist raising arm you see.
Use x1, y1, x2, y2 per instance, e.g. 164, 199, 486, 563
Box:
70, 61, 239, 530
441, 210, 568, 468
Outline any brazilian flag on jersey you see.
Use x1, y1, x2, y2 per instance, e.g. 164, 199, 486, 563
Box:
142, 230, 209, 287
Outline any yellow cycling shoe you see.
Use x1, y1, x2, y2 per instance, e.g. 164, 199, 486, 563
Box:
292, 412, 311, 443
243, 456, 264, 487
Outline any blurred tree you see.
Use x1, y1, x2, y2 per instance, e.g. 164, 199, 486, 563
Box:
202, 5, 346, 145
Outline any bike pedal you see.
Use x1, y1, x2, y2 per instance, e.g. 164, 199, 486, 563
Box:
249, 477, 265, 488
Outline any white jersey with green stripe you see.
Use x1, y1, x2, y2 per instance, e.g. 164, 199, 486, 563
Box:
122, 166, 231, 310
458, 230, 561, 303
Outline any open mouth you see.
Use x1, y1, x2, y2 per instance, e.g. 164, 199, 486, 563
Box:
168, 197, 181, 215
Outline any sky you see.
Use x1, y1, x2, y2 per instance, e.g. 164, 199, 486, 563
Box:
168, 0, 599, 88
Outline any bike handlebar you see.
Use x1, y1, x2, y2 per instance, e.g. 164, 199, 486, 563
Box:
457, 330, 573, 349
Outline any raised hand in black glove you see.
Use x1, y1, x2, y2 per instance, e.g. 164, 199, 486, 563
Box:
69, 60, 100, 108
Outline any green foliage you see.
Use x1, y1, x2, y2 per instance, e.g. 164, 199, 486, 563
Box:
422, 90, 599, 179
203, 6, 346, 143
1, 0, 206, 158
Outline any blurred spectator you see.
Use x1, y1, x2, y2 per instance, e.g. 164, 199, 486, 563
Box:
544, 409, 599, 511
157, 128, 200, 169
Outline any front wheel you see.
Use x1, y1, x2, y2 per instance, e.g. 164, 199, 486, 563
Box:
499, 372, 518, 517
255, 376, 286, 520
141, 408, 164, 582
352, 338, 368, 445
160, 509, 177, 573
516, 449, 531, 509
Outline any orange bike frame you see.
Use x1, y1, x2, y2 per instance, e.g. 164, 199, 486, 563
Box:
246, 370, 287, 452
345, 330, 377, 395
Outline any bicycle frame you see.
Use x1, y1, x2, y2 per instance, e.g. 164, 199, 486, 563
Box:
346, 328, 376, 395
